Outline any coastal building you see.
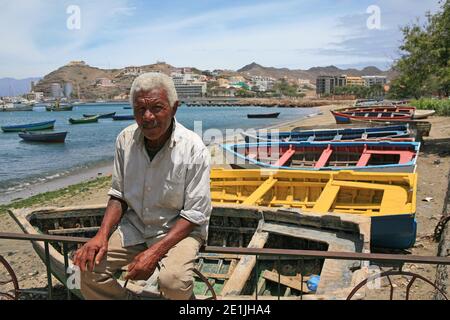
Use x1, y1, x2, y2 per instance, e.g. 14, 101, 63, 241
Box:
251, 76, 275, 92
316, 76, 336, 95
50, 83, 62, 98
209, 87, 237, 97
362, 75, 387, 87
63, 82, 73, 98
217, 78, 230, 88
123, 66, 142, 76
345, 76, 365, 86
25, 91, 44, 102
95, 78, 115, 87
174, 82, 207, 98
67, 61, 87, 66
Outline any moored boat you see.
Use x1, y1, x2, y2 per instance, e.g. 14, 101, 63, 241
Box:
210, 168, 417, 249
242, 125, 412, 143
9, 204, 372, 299
1, 120, 56, 132
82, 112, 116, 119
331, 106, 415, 124
112, 114, 135, 121
46, 104, 73, 112
69, 115, 99, 124
247, 112, 280, 119
413, 109, 436, 119
18, 131, 67, 143
222, 141, 420, 173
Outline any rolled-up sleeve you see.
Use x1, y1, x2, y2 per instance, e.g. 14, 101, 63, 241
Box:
180, 148, 212, 226
108, 134, 125, 200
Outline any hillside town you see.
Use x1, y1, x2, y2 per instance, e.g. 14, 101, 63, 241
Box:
0, 60, 391, 106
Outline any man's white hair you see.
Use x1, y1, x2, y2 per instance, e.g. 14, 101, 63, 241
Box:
129, 72, 178, 108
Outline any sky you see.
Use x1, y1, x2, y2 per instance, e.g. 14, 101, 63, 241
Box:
0, 0, 443, 78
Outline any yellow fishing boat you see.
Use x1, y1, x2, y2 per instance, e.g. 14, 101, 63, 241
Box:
210, 168, 418, 249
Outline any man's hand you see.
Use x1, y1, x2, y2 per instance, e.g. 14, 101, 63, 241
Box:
73, 234, 108, 272
125, 247, 162, 281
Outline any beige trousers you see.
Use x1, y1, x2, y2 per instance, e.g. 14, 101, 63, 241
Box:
80, 230, 202, 300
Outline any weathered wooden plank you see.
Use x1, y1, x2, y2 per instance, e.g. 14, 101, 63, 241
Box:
262, 270, 311, 293
220, 230, 269, 296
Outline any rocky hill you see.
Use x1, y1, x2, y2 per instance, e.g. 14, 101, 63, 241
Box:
33, 62, 177, 100
31, 61, 396, 99
237, 62, 395, 81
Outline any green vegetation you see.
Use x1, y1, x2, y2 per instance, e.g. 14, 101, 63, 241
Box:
410, 98, 450, 116
389, 1, 449, 99
334, 84, 384, 99
272, 79, 300, 97
0, 176, 111, 216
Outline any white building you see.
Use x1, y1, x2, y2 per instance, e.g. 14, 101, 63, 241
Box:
50, 83, 62, 98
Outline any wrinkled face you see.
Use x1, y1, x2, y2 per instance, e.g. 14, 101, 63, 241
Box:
133, 88, 178, 141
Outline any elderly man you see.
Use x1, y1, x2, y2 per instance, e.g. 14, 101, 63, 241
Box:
74, 72, 211, 300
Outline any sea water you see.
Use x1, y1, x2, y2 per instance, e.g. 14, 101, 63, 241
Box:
0, 103, 317, 195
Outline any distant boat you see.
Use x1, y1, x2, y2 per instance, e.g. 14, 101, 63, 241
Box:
46, 104, 73, 112
123, 106, 132, 109
222, 141, 420, 173
112, 115, 135, 121
69, 116, 99, 124
242, 124, 412, 143
1, 120, 56, 132
0, 102, 33, 112
18, 131, 67, 143
331, 106, 415, 124
247, 112, 280, 119
83, 112, 116, 119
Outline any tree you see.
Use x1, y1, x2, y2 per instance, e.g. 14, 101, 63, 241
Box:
389, 1, 450, 98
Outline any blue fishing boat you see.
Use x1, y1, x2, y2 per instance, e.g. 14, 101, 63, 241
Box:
112, 115, 134, 121
123, 106, 132, 109
1, 120, 56, 132
18, 131, 67, 143
222, 140, 420, 173
242, 125, 412, 143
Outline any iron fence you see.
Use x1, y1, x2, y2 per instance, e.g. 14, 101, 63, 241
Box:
1, 232, 450, 300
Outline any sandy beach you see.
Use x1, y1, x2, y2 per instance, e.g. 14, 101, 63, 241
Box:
1, 103, 449, 300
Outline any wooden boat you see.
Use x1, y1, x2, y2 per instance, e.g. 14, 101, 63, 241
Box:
9, 204, 371, 299
82, 112, 116, 119
241, 125, 412, 143
247, 112, 280, 119
0, 104, 34, 112
413, 109, 436, 119
112, 114, 135, 121
18, 131, 67, 143
210, 168, 417, 249
69, 116, 99, 124
331, 106, 415, 124
1, 120, 56, 132
46, 104, 73, 112
222, 141, 420, 173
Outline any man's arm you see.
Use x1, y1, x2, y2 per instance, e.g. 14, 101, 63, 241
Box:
73, 196, 127, 272
125, 217, 195, 280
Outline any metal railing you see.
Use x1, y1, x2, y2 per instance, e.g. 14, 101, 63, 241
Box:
1, 232, 450, 300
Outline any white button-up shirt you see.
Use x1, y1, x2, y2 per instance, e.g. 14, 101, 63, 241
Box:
108, 118, 212, 247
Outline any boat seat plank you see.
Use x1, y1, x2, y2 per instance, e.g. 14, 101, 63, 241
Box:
332, 134, 342, 141
314, 145, 333, 168
273, 148, 295, 167
312, 180, 340, 213
243, 177, 278, 205
307, 136, 315, 142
